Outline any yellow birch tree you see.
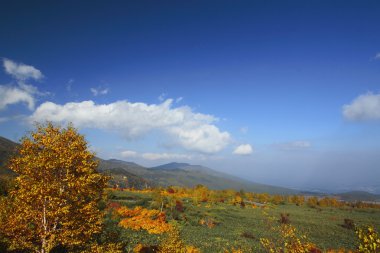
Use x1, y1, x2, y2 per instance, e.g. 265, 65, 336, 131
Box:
0, 122, 108, 253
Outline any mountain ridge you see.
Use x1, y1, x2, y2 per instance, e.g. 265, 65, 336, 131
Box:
2, 135, 378, 199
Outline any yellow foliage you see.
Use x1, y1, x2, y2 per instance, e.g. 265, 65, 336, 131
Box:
159, 227, 186, 253
0, 122, 109, 253
326, 249, 354, 253
185, 245, 201, 253
260, 223, 318, 253
158, 227, 200, 253
356, 226, 380, 253
81, 243, 123, 253
224, 248, 244, 253
133, 243, 144, 252
118, 206, 171, 234
198, 217, 217, 228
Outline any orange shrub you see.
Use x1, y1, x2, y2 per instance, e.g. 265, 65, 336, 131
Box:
117, 206, 171, 234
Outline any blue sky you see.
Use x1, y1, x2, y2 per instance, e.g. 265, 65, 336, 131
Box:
1, 1, 380, 193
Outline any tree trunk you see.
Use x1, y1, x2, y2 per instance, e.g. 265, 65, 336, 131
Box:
41, 241, 46, 253
41, 199, 47, 253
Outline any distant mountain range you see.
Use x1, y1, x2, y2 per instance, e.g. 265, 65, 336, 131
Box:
335, 191, 380, 202
99, 159, 297, 194
1, 135, 379, 200
0, 136, 296, 194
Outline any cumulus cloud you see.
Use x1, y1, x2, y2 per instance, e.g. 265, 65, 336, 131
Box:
0, 85, 35, 110
273, 141, 311, 151
30, 99, 231, 153
0, 58, 48, 111
90, 87, 109, 96
120, 150, 193, 160
141, 152, 192, 160
120, 149, 197, 161
120, 150, 138, 158
3, 58, 43, 81
233, 144, 253, 155
342, 92, 380, 121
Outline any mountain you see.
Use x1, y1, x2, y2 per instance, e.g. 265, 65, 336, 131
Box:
0, 136, 151, 189
0, 135, 297, 193
0, 136, 18, 175
151, 162, 192, 170
335, 191, 380, 202
97, 158, 154, 189
148, 162, 297, 194
0, 136, 336, 195
1, 133, 379, 198
98, 158, 151, 176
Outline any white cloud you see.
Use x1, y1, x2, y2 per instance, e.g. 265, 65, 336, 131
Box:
18, 81, 50, 96
0, 85, 35, 110
0, 59, 48, 111
273, 141, 311, 151
120, 150, 138, 158
90, 87, 109, 96
3, 58, 43, 81
120, 149, 195, 161
175, 97, 183, 103
30, 99, 231, 153
233, 144, 253, 155
343, 92, 380, 121
375, 53, 380, 60
141, 152, 192, 160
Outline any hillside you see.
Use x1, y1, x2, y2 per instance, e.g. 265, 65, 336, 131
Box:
2, 135, 367, 196
0, 136, 18, 175
148, 162, 297, 194
0, 136, 297, 194
95, 159, 298, 194
335, 191, 380, 202
97, 158, 154, 189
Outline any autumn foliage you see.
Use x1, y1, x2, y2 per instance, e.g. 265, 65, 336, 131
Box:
0, 122, 109, 253
356, 226, 380, 253
260, 223, 318, 253
158, 227, 200, 253
117, 206, 172, 234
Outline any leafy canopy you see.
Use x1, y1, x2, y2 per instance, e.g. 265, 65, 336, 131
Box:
0, 122, 109, 253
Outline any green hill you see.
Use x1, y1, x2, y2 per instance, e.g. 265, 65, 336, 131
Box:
0, 136, 18, 176
148, 162, 297, 194
335, 191, 380, 202
97, 158, 154, 189
0, 135, 297, 194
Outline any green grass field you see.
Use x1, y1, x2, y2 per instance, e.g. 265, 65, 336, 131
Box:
107, 190, 380, 252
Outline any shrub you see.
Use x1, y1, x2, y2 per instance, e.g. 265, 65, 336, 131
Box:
342, 218, 355, 230
260, 224, 318, 253
158, 227, 200, 253
241, 231, 256, 240
199, 217, 219, 228
175, 200, 185, 212
356, 226, 380, 253
279, 213, 290, 224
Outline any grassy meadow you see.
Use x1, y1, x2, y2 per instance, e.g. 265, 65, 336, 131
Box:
105, 188, 380, 252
